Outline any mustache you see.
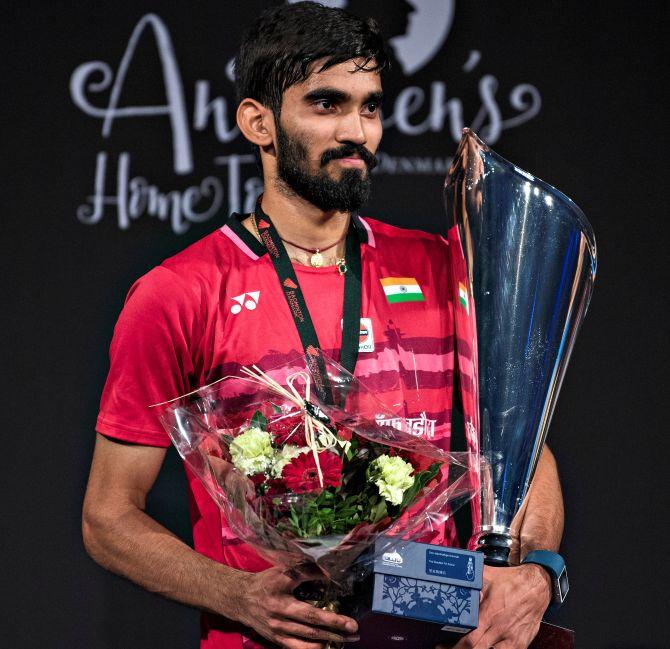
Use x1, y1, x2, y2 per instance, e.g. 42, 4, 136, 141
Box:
320, 143, 378, 170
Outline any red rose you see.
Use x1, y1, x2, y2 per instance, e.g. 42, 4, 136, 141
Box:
265, 478, 288, 496
270, 412, 306, 446
281, 451, 343, 493
335, 423, 352, 442
249, 473, 266, 487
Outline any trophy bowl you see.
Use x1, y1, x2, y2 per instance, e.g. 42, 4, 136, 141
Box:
444, 129, 597, 565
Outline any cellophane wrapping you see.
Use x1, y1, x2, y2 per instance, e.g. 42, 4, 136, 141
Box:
154, 353, 480, 594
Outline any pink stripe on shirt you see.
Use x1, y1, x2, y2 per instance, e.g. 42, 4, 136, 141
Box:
221, 224, 260, 260
358, 216, 376, 248
356, 348, 454, 379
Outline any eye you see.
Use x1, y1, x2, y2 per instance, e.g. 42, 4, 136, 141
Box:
314, 99, 336, 111
362, 102, 380, 116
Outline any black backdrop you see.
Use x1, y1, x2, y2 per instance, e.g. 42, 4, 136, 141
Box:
4, 1, 669, 647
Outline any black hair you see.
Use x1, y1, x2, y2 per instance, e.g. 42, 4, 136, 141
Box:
235, 1, 389, 116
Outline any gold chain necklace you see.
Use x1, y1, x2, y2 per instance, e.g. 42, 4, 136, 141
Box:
250, 213, 348, 274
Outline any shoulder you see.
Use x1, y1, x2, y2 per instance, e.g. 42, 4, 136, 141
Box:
128, 227, 232, 306
116, 229, 233, 333
358, 216, 448, 254
160, 227, 232, 286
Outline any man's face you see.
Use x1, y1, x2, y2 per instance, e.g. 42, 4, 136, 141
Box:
274, 58, 383, 213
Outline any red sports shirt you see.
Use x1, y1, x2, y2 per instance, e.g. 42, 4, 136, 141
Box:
96, 213, 463, 649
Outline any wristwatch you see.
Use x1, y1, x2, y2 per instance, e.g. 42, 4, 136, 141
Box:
521, 550, 569, 609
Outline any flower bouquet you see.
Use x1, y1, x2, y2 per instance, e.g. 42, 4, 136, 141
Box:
154, 352, 479, 612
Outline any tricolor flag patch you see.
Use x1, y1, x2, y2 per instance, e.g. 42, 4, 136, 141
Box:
458, 281, 469, 313
380, 277, 425, 303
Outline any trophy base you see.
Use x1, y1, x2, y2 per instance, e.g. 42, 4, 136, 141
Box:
472, 531, 513, 566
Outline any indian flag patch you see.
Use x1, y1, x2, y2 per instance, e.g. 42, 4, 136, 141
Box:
380, 277, 425, 303
458, 281, 469, 313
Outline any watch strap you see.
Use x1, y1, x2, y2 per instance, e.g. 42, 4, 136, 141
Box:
522, 550, 569, 609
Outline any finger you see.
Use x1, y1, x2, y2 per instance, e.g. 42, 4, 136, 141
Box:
470, 630, 507, 649
452, 626, 487, 648
273, 636, 326, 649
282, 600, 358, 634
272, 619, 354, 644
452, 627, 498, 649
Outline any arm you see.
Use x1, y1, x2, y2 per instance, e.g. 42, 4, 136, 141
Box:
446, 446, 563, 649
83, 433, 358, 649
515, 444, 564, 558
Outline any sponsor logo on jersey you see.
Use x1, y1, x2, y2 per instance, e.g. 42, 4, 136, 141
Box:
230, 291, 260, 314
380, 277, 425, 303
342, 317, 375, 353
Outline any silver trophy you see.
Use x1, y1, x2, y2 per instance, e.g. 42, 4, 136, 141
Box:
444, 129, 597, 565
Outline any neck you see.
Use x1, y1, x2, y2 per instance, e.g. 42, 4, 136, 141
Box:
259, 185, 351, 249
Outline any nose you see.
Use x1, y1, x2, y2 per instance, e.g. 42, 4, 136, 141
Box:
335, 111, 366, 146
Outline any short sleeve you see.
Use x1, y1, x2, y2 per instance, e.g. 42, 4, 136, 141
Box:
96, 266, 200, 447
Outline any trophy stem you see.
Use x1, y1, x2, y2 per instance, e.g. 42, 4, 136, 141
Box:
473, 532, 513, 566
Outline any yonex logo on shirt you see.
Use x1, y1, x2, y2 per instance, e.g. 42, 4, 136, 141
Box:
230, 291, 260, 314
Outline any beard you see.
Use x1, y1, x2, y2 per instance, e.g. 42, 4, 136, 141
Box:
275, 121, 377, 213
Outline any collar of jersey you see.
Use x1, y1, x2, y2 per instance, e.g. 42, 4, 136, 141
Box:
225, 211, 370, 258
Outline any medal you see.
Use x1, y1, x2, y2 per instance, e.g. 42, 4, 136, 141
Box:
250, 213, 348, 272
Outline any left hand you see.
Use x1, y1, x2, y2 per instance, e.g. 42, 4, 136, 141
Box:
438, 563, 551, 649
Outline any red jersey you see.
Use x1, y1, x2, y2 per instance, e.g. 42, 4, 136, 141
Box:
96, 213, 460, 649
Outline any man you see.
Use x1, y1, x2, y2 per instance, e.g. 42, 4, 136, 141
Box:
83, 4, 563, 649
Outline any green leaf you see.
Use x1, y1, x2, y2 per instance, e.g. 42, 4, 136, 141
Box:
370, 499, 388, 524
400, 462, 442, 509
250, 410, 268, 430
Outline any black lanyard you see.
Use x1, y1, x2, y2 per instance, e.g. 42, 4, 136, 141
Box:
254, 200, 362, 404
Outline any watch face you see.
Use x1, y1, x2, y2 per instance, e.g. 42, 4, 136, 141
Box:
557, 565, 569, 602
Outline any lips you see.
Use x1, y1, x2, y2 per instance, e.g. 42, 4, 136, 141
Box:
336, 157, 366, 167
321, 145, 377, 169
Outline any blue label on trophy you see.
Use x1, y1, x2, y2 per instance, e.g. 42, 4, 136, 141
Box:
425, 548, 475, 582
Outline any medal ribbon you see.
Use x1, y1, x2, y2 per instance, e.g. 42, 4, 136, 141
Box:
254, 199, 362, 404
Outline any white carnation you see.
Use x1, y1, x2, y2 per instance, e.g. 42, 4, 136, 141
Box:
369, 454, 415, 506
229, 427, 274, 476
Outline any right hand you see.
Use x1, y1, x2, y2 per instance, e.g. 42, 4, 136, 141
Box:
231, 566, 359, 649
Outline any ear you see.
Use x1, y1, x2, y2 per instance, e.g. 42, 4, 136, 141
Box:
236, 98, 274, 148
